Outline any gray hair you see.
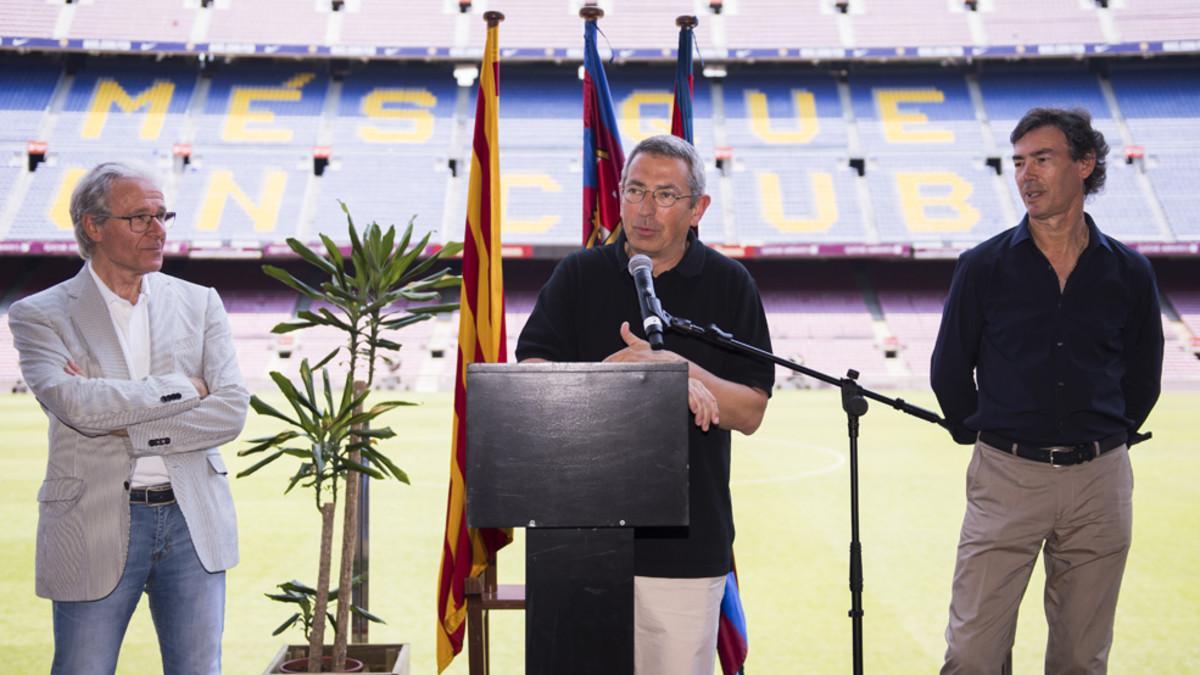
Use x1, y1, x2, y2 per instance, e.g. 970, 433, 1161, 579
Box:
621, 134, 706, 206
70, 161, 160, 259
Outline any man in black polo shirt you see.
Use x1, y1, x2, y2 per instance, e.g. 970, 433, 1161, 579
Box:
517, 134, 774, 674
931, 108, 1163, 674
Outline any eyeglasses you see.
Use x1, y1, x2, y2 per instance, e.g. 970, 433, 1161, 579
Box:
621, 185, 695, 208
104, 211, 176, 233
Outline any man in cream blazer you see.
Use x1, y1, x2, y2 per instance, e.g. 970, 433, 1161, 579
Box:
8, 162, 248, 674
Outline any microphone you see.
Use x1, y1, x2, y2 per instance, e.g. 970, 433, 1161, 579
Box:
627, 254, 665, 350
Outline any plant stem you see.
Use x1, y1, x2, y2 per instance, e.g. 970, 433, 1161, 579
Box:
332, 447, 360, 669
308, 501, 336, 672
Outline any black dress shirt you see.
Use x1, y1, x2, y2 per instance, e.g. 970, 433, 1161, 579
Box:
931, 214, 1163, 446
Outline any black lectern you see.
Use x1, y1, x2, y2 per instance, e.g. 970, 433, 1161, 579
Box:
466, 362, 689, 675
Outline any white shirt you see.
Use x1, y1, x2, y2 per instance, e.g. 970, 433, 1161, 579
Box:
87, 262, 170, 487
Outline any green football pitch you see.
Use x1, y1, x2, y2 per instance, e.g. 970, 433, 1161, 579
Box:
1, 389, 1197, 674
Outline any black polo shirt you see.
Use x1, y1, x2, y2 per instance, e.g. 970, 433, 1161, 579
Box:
516, 230, 774, 578
931, 214, 1163, 446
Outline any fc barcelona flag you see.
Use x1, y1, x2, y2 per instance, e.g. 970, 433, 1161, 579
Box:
436, 12, 512, 672
670, 16, 748, 673
582, 13, 625, 248
670, 15, 696, 144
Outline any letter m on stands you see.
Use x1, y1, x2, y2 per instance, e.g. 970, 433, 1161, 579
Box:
81, 79, 175, 141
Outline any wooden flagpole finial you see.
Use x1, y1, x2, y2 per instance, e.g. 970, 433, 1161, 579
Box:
483, 10, 504, 26
579, 5, 605, 21
676, 14, 699, 29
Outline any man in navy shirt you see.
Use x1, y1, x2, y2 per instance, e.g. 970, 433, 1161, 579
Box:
932, 108, 1163, 674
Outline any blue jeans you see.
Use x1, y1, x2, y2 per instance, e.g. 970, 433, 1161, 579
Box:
51, 502, 225, 675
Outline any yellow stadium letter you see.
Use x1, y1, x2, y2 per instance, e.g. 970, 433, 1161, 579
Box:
49, 168, 88, 231
875, 89, 954, 144
222, 73, 315, 143
619, 91, 673, 144
747, 89, 819, 144
197, 169, 288, 232
357, 89, 436, 143
501, 173, 561, 234
81, 79, 175, 140
757, 171, 838, 233
895, 171, 980, 232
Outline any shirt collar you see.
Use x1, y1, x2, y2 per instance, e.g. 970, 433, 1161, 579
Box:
613, 228, 705, 278
87, 261, 150, 307
1009, 212, 1113, 254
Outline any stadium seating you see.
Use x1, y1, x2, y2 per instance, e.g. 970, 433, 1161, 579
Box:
5, 1, 1200, 57
0, 3, 61, 38
851, 0, 972, 49
722, 68, 846, 152
1, 7, 1199, 398
0, 57, 61, 144
206, 0, 327, 46
851, 71, 983, 153
68, 0, 196, 43
197, 62, 329, 149
983, 0, 1104, 46
335, 1, 455, 49
1112, 0, 1200, 43
868, 154, 1009, 242
730, 153, 865, 244
723, 0, 841, 51
58, 59, 197, 151
1147, 154, 1200, 240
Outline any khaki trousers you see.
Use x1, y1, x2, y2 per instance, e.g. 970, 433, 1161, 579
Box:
941, 440, 1134, 675
634, 575, 725, 675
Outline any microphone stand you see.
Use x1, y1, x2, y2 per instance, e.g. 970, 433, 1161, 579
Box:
660, 311, 945, 675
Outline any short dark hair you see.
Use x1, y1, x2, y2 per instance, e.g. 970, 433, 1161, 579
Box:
1010, 107, 1109, 196
621, 134, 706, 206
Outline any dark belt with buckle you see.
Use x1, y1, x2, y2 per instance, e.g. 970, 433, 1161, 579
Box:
129, 484, 175, 505
979, 431, 1127, 467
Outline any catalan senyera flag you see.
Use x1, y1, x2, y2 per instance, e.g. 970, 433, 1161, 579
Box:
582, 17, 625, 248
436, 15, 512, 673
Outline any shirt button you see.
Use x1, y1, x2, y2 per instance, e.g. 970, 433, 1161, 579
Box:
1056, 341, 1063, 347
1057, 381, 1065, 387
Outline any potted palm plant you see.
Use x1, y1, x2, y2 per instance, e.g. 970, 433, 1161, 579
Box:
240, 205, 461, 673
